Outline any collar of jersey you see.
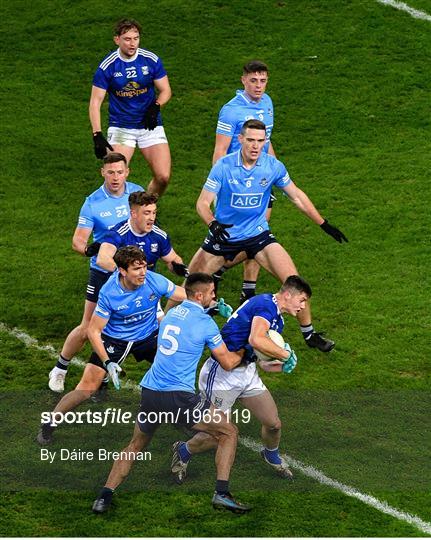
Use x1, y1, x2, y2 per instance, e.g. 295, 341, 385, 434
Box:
181, 299, 205, 312
117, 48, 138, 63
236, 89, 264, 105
127, 218, 151, 237
101, 182, 131, 199
235, 150, 262, 168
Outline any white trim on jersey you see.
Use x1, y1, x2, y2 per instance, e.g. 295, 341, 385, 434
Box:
138, 48, 159, 62
117, 221, 131, 236
151, 225, 168, 239
205, 178, 218, 190
100, 50, 119, 71
217, 121, 232, 131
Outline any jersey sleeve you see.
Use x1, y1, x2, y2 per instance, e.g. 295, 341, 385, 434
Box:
203, 161, 223, 193
252, 304, 276, 326
151, 56, 167, 80
273, 160, 292, 189
92, 65, 110, 91
94, 290, 112, 320
147, 271, 176, 299
204, 318, 224, 351
160, 233, 172, 257
215, 104, 236, 137
77, 198, 94, 229
101, 229, 122, 247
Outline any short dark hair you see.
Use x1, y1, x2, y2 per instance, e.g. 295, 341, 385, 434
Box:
114, 245, 146, 270
128, 191, 158, 208
280, 275, 312, 298
243, 60, 269, 75
241, 119, 266, 135
114, 18, 142, 36
185, 273, 214, 299
103, 152, 127, 166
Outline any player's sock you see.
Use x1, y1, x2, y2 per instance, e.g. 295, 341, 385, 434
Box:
300, 324, 314, 341
241, 280, 256, 300
178, 442, 192, 463
99, 487, 114, 503
263, 447, 282, 465
215, 479, 229, 495
212, 266, 227, 294
55, 354, 71, 371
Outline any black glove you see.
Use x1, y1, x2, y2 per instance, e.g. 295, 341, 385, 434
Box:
320, 219, 348, 243
171, 261, 189, 277
243, 344, 257, 363
93, 132, 113, 159
209, 220, 233, 243
142, 101, 160, 130
84, 241, 101, 257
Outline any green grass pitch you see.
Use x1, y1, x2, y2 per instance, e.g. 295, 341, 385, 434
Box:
0, 0, 430, 536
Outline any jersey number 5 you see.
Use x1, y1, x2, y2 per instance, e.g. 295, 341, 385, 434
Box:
159, 324, 181, 356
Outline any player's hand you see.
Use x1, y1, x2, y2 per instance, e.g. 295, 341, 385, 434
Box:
143, 101, 160, 130
217, 298, 233, 318
282, 348, 298, 374
208, 220, 233, 243
242, 344, 257, 363
106, 361, 122, 390
84, 241, 101, 257
93, 132, 113, 159
320, 219, 348, 243
171, 261, 189, 277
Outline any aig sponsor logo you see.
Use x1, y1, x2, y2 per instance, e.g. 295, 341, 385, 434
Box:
230, 192, 263, 209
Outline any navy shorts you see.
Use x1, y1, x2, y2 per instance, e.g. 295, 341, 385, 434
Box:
137, 388, 211, 434
88, 330, 158, 370
86, 268, 111, 303
202, 230, 278, 261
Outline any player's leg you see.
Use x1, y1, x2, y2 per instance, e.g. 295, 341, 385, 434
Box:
255, 243, 334, 351
93, 421, 153, 513
239, 390, 292, 479
107, 126, 137, 164
140, 141, 171, 197
112, 144, 135, 163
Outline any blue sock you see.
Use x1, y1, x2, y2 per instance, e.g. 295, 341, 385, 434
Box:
264, 447, 282, 465
178, 442, 192, 463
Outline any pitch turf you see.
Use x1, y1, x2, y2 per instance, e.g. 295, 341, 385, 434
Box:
1, 0, 430, 536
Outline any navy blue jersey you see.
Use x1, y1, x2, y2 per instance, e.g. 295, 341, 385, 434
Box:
221, 294, 284, 351
142, 300, 223, 393
93, 48, 167, 129
216, 90, 274, 154
78, 182, 144, 272
102, 220, 172, 270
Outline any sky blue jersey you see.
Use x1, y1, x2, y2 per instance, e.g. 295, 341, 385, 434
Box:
141, 300, 224, 393
102, 220, 172, 271
78, 182, 144, 273
221, 294, 284, 352
203, 151, 291, 241
93, 48, 167, 129
216, 90, 274, 154
95, 270, 175, 341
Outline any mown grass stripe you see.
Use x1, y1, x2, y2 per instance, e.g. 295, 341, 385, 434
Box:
1, 321, 430, 535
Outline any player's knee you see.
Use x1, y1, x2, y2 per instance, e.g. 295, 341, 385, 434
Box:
154, 171, 170, 186
265, 418, 282, 433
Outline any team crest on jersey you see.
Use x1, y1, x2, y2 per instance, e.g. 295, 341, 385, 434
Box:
149, 293, 156, 302
268, 108, 273, 116
150, 243, 158, 253
141, 66, 149, 75
259, 178, 269, 187
214, 396, 223, 408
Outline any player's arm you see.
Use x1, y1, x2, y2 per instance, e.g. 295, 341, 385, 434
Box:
249, 317, 289, 363
168, 285, 187, 303
96, 242, 118, 272
211, 343, 244, 371
87, 313, 110, 363
282, 182, 348, 243
154, 75, 172, 106
268, 141, 276, 157
89, 85, 107, 133
196, 189, 217, 225
72, 227, 93, 256
212, 134, 232, 164
161, 249, 189, 277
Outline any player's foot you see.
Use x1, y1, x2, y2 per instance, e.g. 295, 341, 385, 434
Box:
212, 491, 252, 514
90, 382, 109, 403
92, 496, 112, 514
260, 450, 293, 479
171, 441, 189, 484
48, 368, 66, 393
36, 423, 55, 446
305, 331, 335, 352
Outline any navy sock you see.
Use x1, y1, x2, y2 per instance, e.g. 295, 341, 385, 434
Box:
241, 280, 256, 299
216, 479, 229, 495
300, 324, 314, 340
55, 354, 70, 371
99, 487, 114, 503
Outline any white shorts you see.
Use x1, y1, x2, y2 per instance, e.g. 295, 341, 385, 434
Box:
199, 357, 267, 412
107, 126, 168, 149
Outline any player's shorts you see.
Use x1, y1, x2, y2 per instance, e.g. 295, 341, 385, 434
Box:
137, 387, 211, 434
86, 268, 111, 303
88, 330, 158, 370
107, 126, 168, 149
202, 230, 278, 261
199, 356, 267, 412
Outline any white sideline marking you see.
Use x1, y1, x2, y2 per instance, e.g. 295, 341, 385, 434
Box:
2, 321, 431, 535
376, 0, 431, 21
